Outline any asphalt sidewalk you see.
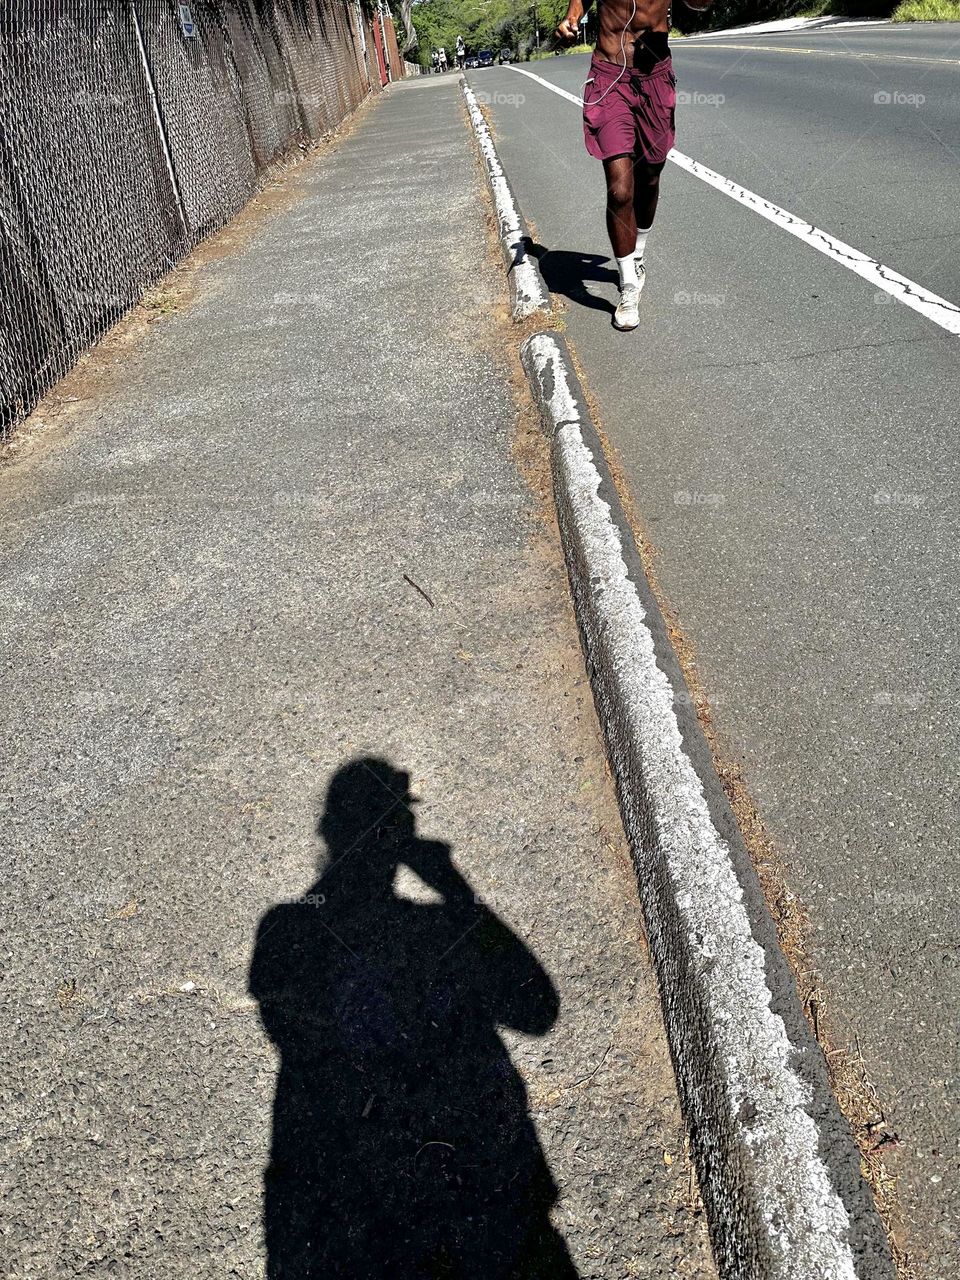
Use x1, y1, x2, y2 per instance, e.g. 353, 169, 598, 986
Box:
0, 77, 715, 1277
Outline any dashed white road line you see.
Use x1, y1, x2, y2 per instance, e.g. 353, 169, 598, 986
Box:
503, 63, 960, 336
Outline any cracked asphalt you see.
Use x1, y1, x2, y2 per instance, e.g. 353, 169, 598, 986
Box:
469, 23, 959, 1276
0, 77, 715, 1278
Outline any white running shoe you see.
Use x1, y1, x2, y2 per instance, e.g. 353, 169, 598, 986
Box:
613, 281, 641, 331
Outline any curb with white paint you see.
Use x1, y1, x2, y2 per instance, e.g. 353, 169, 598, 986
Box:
682, 16, 890, 39
521, 330, 895, 1280
459, 77, 550, 321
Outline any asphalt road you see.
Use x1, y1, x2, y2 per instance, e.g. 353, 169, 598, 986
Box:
469, 23, 960, 1275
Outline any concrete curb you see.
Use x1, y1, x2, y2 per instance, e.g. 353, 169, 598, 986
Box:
682, 16, 890, 40
520, 330, 895, 1280
459, 76, 550, 321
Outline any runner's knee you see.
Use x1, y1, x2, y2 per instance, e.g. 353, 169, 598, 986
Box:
634, 162, 664, 191
605, 169, 633, 210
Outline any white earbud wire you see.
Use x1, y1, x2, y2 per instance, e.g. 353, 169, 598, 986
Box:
581, 0, 638, 107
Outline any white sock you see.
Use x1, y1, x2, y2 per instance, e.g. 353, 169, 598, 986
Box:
616, 253, 639, 290
636, 225, 652, 262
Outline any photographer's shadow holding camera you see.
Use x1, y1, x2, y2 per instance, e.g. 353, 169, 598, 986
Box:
250, 758, 576, 1279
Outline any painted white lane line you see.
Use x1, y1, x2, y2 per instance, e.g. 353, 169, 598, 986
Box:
666, 151, 960, 334
508, 64, 584, 107
503, 64, 960, 336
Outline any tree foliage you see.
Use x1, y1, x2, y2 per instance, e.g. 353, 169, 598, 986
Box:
409, 0, 899, 54
410, 0, 570, 63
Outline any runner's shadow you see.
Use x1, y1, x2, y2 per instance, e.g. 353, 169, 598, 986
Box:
529, 244, 617, 316
250, 757, 577, 1279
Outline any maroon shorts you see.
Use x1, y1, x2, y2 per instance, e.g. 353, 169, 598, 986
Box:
582, 54, 676, 165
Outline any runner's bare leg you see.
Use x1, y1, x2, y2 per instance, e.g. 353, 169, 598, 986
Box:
604, 155, 637, 258
633, 160, 664, 232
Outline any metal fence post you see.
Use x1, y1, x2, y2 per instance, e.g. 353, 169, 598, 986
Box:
128, 0, 190, 240
378, 2, 392, 83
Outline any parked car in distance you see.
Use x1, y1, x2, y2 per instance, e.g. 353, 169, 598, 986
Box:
465, 55, 479, 69
498, 48, 513, 64
477, 49, 494, 67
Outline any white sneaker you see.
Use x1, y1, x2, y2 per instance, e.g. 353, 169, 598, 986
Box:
613, 281, 641, 331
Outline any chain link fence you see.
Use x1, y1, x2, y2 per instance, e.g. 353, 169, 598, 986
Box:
0, 1, 409, 436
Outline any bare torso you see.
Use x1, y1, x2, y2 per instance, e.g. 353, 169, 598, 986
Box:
593, 0, 671, 68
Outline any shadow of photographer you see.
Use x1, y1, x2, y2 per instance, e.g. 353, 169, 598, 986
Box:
250, 757, 577, 1278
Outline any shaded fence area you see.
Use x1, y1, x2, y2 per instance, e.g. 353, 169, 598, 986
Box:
0, 1, 411, 435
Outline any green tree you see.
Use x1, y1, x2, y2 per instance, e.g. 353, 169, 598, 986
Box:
411, 0, 570, 66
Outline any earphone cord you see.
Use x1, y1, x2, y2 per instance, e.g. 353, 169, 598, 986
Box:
581, 0, 638, 107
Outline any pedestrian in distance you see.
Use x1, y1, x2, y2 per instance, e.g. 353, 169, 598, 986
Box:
456, 34, 466, 70
557, 0, 713, 331
437, 45, 448, 72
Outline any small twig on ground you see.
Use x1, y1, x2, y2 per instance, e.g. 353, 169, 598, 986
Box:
403, 573, 435, 608
568, 1042, 611, 1089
